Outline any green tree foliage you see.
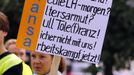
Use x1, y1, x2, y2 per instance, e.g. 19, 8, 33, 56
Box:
103, 0, 134, 65
102, 0, 134, 74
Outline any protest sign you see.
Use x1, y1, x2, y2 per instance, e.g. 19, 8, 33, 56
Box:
17, 0, 113, 64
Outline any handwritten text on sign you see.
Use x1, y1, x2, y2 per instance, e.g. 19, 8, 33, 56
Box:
17, 0, 113, 64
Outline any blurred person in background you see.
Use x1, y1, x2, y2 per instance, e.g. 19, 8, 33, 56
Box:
0, 11, 32, 75
5, 39, 27, 61
4, 39, 32, 65
5, 38, 31, 66
31, 51, 66, 75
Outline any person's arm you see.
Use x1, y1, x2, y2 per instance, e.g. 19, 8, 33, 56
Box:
3, 63, 23, 75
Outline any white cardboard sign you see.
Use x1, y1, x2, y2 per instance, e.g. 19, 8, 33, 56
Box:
37, 0, 112, 63
17, 0, 113, 64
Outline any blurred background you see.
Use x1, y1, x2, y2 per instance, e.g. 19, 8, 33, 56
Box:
0, 0, 134, 75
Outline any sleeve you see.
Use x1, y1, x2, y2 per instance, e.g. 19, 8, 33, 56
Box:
57, 71, 63, 75
3, 63, 23, 75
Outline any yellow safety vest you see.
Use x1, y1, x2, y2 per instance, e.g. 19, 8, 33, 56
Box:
0, 53, 32, 75
22, 62, 33, 75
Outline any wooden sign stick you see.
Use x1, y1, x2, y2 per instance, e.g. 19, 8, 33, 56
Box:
49, 55, 61, 75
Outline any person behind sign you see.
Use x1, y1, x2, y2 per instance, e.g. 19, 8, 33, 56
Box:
5, 39, 27, 61
5, 38, 31, 66
0, 11, 32, 75
31, 51, 66, 75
